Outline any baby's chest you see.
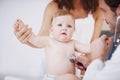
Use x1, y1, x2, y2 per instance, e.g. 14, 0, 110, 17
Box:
57, 42, 74, 49
47, 43, 75, 57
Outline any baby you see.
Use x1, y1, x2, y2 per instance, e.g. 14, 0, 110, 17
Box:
15, 10, 91, 80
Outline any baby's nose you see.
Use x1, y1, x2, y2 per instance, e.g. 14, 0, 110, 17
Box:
62, 26, 67, 30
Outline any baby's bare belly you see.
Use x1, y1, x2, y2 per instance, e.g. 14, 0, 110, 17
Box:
46, 58, 75, 75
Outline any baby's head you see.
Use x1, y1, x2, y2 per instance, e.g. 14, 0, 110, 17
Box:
50, 10, 75, 42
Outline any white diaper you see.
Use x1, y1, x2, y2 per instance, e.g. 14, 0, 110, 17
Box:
42, 74, 56, 80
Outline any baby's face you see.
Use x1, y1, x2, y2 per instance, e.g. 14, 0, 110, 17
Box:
51, 15, 75, 42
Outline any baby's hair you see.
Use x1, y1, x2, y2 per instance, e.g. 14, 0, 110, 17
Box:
51, 10, 75, 23
53, 10, 74, 18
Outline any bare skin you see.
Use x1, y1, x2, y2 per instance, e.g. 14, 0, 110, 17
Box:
14, 0, 103, 46
13, 1, 103, 76
15, 14, 91, 80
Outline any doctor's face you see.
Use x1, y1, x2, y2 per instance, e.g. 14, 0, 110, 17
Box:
99, 0, 117, 33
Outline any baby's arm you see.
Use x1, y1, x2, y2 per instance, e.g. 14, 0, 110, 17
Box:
74, 40, 91, 54
14, 19, 48, 48
28, 33, 49, 48
15, 19, 48, 48
74, 40, 92, 70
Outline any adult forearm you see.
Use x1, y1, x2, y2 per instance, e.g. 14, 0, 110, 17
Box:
25, 41, 38, 48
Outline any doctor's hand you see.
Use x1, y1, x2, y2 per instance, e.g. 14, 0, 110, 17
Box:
75, 53, 91, 75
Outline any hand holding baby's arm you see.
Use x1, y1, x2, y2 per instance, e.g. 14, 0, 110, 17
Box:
14, 19, 32, 44
14, 19, 48, 48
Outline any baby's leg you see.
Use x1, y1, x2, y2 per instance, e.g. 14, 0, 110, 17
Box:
55, 74, 81, 80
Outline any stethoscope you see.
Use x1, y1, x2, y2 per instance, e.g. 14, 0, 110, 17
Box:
107, 16, 120, 60
69, 16, 120, 66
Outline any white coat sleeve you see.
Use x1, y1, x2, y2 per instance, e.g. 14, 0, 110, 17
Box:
83, 59, 104, 80
83, 45, 120, 80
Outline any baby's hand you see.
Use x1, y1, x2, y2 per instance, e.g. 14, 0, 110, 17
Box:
14, 19, 32, 44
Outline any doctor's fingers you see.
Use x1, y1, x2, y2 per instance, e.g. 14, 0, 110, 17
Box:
75, 63, 84, 70
76, 55, 90, 68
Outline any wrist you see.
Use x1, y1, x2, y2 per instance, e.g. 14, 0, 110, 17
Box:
28, 33, 35, 41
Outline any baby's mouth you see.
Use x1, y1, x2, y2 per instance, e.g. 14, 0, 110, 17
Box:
61, 32, 67, 35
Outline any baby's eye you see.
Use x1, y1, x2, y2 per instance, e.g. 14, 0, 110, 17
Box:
67, 25, 72, 28
57, 24, 62, 26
